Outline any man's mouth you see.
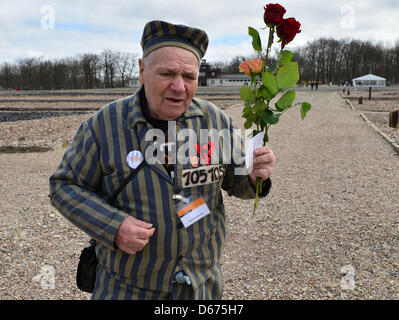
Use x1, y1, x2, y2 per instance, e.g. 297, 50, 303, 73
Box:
166, 97, 183, 103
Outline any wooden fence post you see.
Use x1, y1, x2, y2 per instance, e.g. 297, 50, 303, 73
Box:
389, 109, 399, 129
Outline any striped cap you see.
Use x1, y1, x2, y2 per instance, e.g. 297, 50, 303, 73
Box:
140, 20, 208, 61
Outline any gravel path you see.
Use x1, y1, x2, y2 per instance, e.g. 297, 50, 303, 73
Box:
0, 91, 398, 300
223, 91, 399, 299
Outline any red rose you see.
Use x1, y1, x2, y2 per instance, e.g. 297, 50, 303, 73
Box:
276, 17, 301, 49
264, 3, 286, 26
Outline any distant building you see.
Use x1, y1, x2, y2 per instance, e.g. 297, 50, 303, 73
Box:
199, 60, 221, 86
207, 74, 249, 87
127, 77, 140, 87
207, 74, 261, 87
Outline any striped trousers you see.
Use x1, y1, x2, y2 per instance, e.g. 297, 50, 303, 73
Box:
91, 264, 223, 300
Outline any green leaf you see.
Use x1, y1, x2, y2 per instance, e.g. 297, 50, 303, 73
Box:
266, 63, 278, 73
248, 27, 262, 52
278, 50, 293, 65
277, 62, 299, 90
244, 118, 253, 129
276, 90, 296, 111
253, 102, 267, 114
262, 72, 278, 97
262, 109, 280, 125
300, 102, 312, 120
242, 104, 252, 117
240, 86, 254, 104
259, 86, 272, 100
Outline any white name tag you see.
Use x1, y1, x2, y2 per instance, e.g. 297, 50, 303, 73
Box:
175, 194, 210, 228
181, 164, 226, 188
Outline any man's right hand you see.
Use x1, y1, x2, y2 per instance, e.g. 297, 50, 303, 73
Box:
114, 216, 155, 255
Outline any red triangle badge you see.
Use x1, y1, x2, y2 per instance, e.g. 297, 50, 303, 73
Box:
195, 142, 216, 166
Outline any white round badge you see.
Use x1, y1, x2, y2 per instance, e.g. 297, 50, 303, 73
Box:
126, 150, 144, 170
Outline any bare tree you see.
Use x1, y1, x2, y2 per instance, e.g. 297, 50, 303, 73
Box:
115, 52, 138, 87
1, 40, 398, 90
221, 55, 247, 74
80, 53, 100, 89
0, 62, 14, 89
18, 58, 37, 90
101, 50, 117, 88
291, 38, 399, 85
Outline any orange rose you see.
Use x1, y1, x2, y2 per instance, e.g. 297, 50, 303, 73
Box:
238, 58, 263, 76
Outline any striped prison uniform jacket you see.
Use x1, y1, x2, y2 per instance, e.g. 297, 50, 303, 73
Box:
49, 86, 271, 298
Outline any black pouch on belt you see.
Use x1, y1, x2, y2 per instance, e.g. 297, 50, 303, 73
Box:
76, 239, 98, 293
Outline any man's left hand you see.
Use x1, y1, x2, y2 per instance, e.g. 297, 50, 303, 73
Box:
249, 146, 276, 185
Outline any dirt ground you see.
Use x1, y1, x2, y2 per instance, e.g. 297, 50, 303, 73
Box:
0, 87, 398, 300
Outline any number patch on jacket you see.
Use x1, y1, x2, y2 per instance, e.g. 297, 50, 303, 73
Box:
182, 164, 226, 188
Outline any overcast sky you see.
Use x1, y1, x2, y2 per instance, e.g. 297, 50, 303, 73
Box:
1, 0, 399, 64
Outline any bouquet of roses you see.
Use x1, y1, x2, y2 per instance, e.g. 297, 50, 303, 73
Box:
239, 3, 312, 213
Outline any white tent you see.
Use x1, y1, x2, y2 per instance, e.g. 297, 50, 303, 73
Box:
352, 74, 386, 87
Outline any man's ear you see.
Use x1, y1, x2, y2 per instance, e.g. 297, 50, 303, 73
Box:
138, 59, 144, 85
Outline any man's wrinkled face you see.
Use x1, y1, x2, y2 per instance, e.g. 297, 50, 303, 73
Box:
139, 46, 199, 121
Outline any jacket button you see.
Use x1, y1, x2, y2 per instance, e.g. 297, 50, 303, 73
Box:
177, 222, 184, 229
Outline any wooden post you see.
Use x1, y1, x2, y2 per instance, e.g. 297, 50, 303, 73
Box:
389, 109, 399, 129
369, 87, 372, 100
359, 97, 363, 104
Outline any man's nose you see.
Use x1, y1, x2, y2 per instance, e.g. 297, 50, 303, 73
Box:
170, 75, 185, 92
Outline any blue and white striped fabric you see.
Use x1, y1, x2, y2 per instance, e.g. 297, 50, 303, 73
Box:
49, 86, 271, 299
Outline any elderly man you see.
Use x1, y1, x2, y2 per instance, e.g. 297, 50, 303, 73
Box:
49, 20, 276, 300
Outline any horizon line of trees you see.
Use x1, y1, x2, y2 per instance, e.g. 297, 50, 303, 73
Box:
0, 50, 138, 90
2, 38, 399, 90
214, 38, 399, 85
